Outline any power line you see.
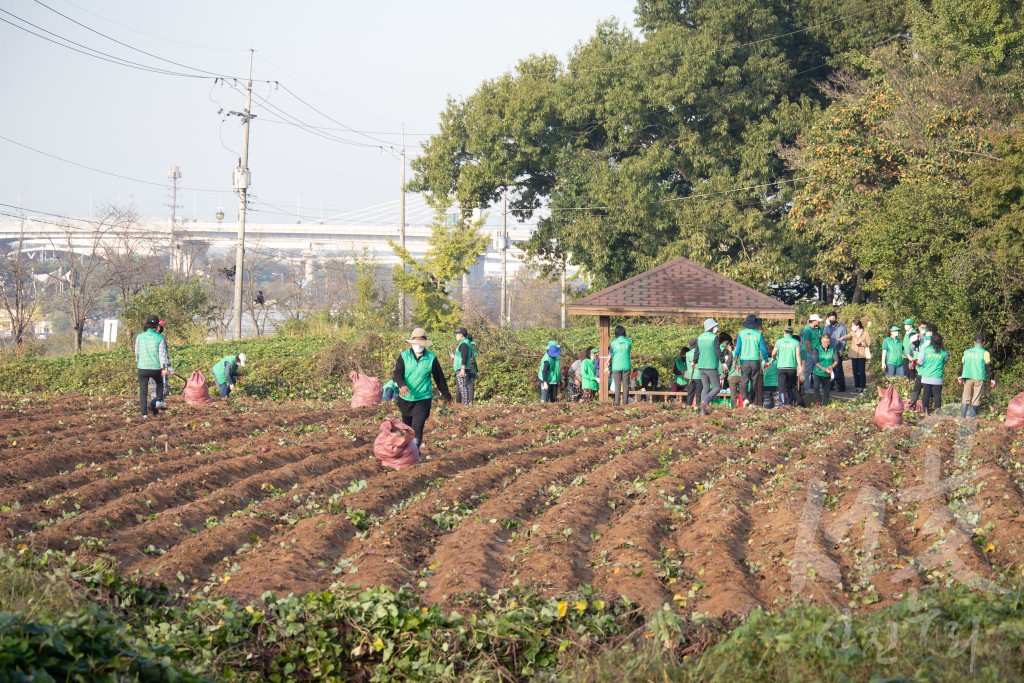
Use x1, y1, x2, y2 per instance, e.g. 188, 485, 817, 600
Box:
0, 133, 224, 192
278, 83, 399, 147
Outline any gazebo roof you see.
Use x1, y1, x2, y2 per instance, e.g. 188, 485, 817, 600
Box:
568, 257, 794, 320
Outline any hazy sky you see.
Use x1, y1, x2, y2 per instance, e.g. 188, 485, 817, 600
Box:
0, 1, 637, 225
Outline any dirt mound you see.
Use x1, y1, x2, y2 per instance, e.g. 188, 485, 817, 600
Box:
2, 395, 1022, 618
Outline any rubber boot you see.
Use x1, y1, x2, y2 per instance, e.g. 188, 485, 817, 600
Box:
969, 406, 979, 419
961, 404, 969, 419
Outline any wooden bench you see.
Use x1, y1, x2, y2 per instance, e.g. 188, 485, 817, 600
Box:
626, 389, 735, 407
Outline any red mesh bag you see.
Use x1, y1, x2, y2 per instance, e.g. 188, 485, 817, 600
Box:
874, 385, 904, 429
373, 418, 421, 470
1005, 393, 1024, 429
350, 371, 383, 408
183, 370, 214, 405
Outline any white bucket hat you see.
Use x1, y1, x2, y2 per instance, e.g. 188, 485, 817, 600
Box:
703, 318, 718, 332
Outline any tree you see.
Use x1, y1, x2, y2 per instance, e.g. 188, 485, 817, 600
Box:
347, 248, 397, 330
0, 218, 42, 346
122, 276, 217, 344
388, 209, 488, 331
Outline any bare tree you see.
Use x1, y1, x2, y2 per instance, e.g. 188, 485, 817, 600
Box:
103, 208, 167, 312
48, 206, 132, 353
0, 218, 41, 345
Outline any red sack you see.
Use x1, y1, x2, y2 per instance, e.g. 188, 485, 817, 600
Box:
372, 419, 421, 470
1005, 393, 1024, 429
874, 385, 904, 429
350, 371, 383, 408
183, 370, 214, 405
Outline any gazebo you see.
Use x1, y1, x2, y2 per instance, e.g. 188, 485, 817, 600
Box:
567, 257, 795, 402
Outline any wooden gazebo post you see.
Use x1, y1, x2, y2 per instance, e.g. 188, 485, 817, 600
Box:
599, 315, 610, 403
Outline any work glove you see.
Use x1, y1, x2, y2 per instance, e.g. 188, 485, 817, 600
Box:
542, 382, 549, 390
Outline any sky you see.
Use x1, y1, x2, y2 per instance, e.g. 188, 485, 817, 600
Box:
0, 0, 638, 226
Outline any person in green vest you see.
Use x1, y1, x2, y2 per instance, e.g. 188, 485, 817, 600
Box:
734, 314, 770, 407
671, 346, 688, 393
452, 327, 478, 404
772, 326, 802, 408
721, 335, 744, 408
609, 326, 633, 406
762, 346, 779, 409
917, 332, 949, 414
581, 347, 600, 402
381, 379, 399, 402
800, 314, 824, 397
134, 315, 172, 419
212, 353, 247, 398
393, 328, 452, 446
881, 326, 905, 377
901, 318, 916, 377
811, 333, 837, 407
958, 334, 995, 418
684, 339, 701, 409
539, 340, 562, 403
691, 319, 725, 415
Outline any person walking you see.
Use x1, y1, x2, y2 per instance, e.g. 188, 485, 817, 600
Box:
684, 339, 702, 409
392, 328, 453, 446
134, 315, 172, 419
568, 349, 587, 402
734, 314, 770, 407
801, 314, 824, 401
823, 312, 848, 393
146, 319, 173, 412
958, 334, 995, 419
452, 327, 477, 404
812, 334, 837, 407
692, 318, 725, 415
212, 352, 247, 398
917, 332, 948, 414
609, 326, 633, 406
762, 347, 779, 409
581, 347, 599, 402
882, 326, 905, 377
772, 326, 802, 407
844, 319, 872, 393
539, 341, 562, 403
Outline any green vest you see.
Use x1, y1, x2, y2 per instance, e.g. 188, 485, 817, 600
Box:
763, 359, 778, 387
610, 336, 632, 372
800, 325, 822, 361
684, 348, 697, 380
961, 345, 988, 381
674, 358, 687, 385
774, 335, 799, 369
882, 337, 903, 366
136, 330, 163, 370
401, 348, 437, 402
581, 358, 598, 391
918, 348, 948, 380
538, 354, 561, 383
737, 328, 765, 362
382, 379, 398, 392
212, 355, 236, 385
902, 331, 914, 358
696, 332, 719, 370
454, 338, 476, 373
813, 346, 835, 378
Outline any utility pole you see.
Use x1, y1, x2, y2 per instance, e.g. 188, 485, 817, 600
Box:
229, 50, 255, 341
398, 129, 407, 326
500, 188, 509, 327
561, 256, 567, 329
166, 164, 182, 272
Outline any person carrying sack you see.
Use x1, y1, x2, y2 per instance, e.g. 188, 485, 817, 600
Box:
134, 315, 171, 419
393, 328, 452, 447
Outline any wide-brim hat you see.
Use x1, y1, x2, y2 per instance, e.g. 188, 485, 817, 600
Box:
742, 314, 758, 328
546, 341, 561, 358
808, 314, 823, 322
406, 328, 432, 346
703, 317, 718, 332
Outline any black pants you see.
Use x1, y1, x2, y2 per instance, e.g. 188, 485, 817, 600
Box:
778, 368, 798, 407
396, 397, 432, 444
909, 375, 924, 406
812, 374, 831, 406
138, 369, 163, 417
922, 384, 943, 413
851, 358, 867, 390
740, 361, 762, 404
831, 353, 847, 391
686, 379, 702, 406
640, 368, 658, 392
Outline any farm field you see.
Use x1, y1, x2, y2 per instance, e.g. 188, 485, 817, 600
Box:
3, 394, 1022, 618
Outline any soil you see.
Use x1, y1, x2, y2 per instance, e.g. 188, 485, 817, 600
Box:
2, 393, 1022, 617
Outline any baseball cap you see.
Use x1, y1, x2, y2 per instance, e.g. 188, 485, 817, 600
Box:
890, 325, 900, 332
145, 315, 160, 327
809, 314, 823, 322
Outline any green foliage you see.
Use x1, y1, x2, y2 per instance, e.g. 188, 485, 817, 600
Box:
349, 248, 399, 330
388, 209, 489, 331
121, 276, 218, 345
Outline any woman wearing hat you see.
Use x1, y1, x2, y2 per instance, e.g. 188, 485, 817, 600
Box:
212, 352, 247, 398
882, 326, 905, 377
134, 315, 171, 419
539, 341, 563, 403
393, 328, 453, 446
734, 313, 769, 407
581, 347, 600, 402
692, 318, 725, 415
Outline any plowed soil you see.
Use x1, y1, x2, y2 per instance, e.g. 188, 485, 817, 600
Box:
2, 394, 1022, 617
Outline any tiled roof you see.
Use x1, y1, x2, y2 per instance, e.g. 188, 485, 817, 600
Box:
568, 257, 794, 319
